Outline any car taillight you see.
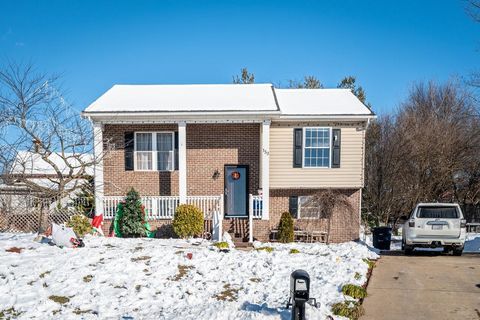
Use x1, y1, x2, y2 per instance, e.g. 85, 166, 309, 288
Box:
460, 219, 466, 228
408, 220, 415, 227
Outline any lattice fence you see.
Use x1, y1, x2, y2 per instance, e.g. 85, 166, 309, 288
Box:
0, 193, 92, 233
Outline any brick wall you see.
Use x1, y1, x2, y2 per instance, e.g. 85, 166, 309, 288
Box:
186, 124, 260, 195
102, 123, 260, 196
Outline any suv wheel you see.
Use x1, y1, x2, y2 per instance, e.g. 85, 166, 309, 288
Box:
452, 247, 463, 256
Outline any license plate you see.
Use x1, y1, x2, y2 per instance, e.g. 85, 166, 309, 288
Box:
432, 225, 443, 230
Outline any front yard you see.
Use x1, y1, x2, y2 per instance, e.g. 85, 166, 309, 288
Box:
0, 234, 377, 319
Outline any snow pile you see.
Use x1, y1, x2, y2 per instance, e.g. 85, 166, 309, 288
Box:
465, 233, 480, 253
0, 233, 377, 319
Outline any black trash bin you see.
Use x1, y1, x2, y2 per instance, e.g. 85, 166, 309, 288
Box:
372, 227, 392, 250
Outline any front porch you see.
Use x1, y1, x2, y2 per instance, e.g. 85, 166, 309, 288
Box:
102, 194, 264, 242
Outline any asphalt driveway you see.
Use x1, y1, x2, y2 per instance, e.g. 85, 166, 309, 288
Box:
362, 253, 480, 320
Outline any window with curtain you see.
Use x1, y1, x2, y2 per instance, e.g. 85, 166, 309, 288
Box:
134, 132, 174, 171
304, 128, 330, 168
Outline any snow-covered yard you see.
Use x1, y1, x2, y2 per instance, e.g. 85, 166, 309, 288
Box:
0, 234, 377, 319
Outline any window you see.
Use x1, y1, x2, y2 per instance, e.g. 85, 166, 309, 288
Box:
303, 128, 331, 168
297, 196, 323, 219
417, 206, 459, 219
134, 132, 174, 171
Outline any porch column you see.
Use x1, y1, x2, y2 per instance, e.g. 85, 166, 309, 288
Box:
178, 121, 187, 204
261, 120, 270, 220
93, 122, 104, 216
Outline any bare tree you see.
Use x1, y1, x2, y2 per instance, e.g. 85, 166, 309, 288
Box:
0, 61, 99, 198
466, 0, 480, 22
288, 76, 323, 89
302, 189, 354, 243
232, 67, 255, 84
363, 80, 480, 227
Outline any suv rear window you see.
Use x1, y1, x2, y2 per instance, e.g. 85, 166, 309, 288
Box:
417, 206, 459, 219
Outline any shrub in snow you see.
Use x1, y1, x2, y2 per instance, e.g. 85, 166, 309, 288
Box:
118, 188, 146, 238
172, 204, 204, 238
213, 242, 229, 249
331, 301, 364, 320
277, 212, 294, 243
289, 248, 300, 254
66, 214, 92, 237
362, 258, 376, 269
255, 246, 274, 253
341, 284, 367, 299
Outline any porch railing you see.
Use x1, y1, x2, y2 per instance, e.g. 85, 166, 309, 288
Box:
102, 195, 223, 220
248, 194, 264, 243
250, 195, 263, 219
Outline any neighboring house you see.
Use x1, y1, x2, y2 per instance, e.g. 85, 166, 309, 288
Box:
0, 151, 93, 232
2, 151, 93, 195
82, 84, 375, 243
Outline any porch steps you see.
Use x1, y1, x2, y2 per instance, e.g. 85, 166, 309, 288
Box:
227, 218, 250, 243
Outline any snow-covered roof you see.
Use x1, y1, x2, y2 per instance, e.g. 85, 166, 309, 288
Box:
10, 151, 94, 176
83, 83, 374, 119
274, 88, 372, 115
84, 84, 279, 113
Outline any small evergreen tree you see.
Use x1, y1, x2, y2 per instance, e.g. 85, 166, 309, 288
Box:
277, 212, 294, 243
119, 188, 146, 238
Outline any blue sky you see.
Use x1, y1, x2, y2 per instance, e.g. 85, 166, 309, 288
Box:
1, 0, 478, 115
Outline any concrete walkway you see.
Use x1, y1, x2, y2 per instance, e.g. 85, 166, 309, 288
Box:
362, 253, 480, 320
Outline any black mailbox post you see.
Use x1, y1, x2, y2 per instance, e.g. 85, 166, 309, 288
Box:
289, 269, 310, 320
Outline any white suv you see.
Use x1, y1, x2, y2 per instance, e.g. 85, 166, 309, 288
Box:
402, 203, 466, 256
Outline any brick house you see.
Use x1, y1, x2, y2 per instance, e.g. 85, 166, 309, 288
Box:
82, 84, 375, 243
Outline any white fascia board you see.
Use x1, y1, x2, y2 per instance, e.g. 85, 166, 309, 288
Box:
274, 114, 377, 122
82, 112, 279, 124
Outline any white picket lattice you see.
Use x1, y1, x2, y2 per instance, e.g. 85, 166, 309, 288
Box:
102, 195, 223, 220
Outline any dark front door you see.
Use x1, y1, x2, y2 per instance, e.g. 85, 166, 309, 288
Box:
224, 165, 248, 217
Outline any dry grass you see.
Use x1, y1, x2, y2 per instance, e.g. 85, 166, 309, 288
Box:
0, 307, 23, 319
213, 284, 242, 302
48, 295, 70, 305
169, 265, 194, 281
131, 256, 151, 262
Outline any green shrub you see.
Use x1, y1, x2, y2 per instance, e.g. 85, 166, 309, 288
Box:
172, 204, 204, 238
362, 258, 375, 269
277, 212, 294, 243
354, 272, 361, 280
289, 248, 300, 254
331, 301, 364, 320
67, 214, 92, 237
255, 246, 274, 253
213, 242, 229, 249
342, 284, 367, 299
118, 188, 146, 238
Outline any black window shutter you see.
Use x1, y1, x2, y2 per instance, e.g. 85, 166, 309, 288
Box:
124, 132, 134, 171
332, 129, 341, 168
293, 128, 303, 168
289, 196, 298, 218
174, 131, 179, 170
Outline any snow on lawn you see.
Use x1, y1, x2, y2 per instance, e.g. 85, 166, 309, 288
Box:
0, 233, 378, 320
